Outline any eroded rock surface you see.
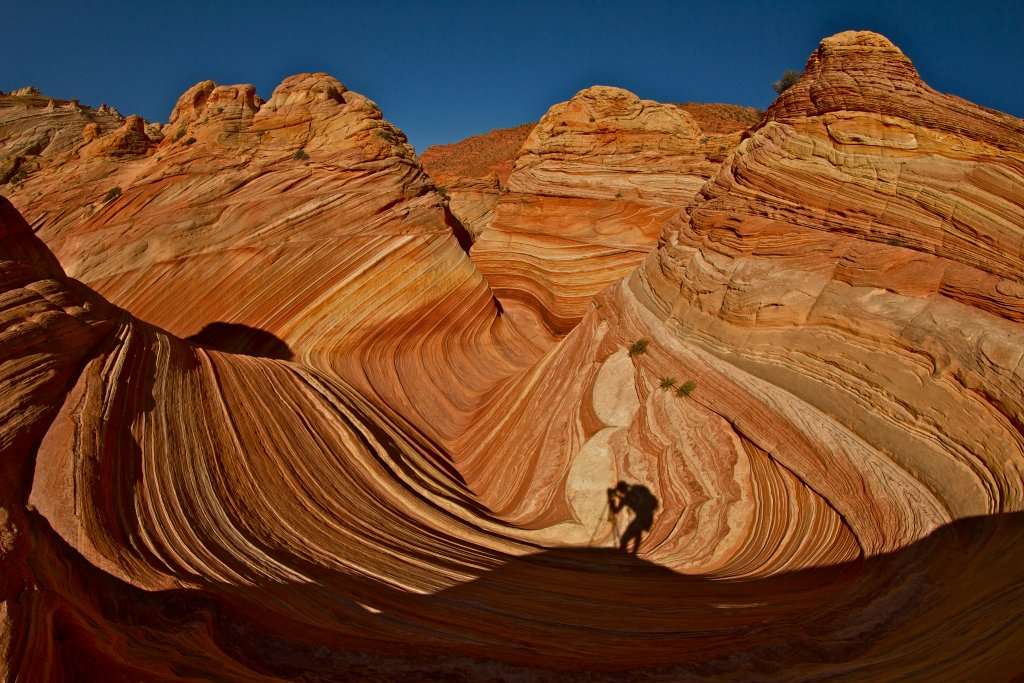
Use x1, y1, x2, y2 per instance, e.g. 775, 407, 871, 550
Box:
471, 86, 745, 337
2, 31, 1024, 681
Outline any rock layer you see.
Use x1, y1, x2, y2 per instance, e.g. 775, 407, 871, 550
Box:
471, 86, 743, 337
2, 30, 1024, 681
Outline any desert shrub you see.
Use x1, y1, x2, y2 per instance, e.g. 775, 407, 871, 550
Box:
104, 186, 122, 202
184, 137, 196, 146
772, 69, 801, 95
375, 127, 403, 146
173, 127, 186, 141
659, 377, 677, 391
676, 380, 697, 397
293, 148, 309, 160
700, 135, 710, 144
436, 185, 449, 199
627, 339, 649, 357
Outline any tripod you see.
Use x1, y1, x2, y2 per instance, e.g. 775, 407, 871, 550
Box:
588, 497, 620, 547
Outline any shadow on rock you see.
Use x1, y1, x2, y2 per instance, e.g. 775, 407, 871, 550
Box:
185, 322, 293, 360
20, 509, 1024, 682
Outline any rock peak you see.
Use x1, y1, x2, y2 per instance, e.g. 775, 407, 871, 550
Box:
819, 29, 900, 49
266, 72, 348, 107
764, 29, 1023, 150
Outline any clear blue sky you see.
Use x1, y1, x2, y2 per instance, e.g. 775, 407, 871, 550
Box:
5, 1, 1022, 152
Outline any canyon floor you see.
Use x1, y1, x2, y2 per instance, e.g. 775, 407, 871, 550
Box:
1, 30, 1023, 681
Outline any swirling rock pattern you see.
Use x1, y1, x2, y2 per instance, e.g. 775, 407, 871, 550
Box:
2, 31, 1024, 681
471, 86, 743, 336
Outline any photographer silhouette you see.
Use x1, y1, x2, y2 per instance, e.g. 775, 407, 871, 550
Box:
607, 480, 658, 554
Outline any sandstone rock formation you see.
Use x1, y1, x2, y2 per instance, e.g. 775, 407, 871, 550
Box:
0, 88, 128, 185
470, 86, 745, 337
419, 105, 758, 242
2, 73, 543, 449
420, 123, 533, 238
2, 30, 1024, 681
674, 101, 762, 134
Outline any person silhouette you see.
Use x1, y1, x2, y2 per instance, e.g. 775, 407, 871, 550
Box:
607, 481, 658, 554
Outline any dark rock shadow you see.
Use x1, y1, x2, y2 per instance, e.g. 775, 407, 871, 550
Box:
185, 322, 293, 361
24, 510, 1024, 681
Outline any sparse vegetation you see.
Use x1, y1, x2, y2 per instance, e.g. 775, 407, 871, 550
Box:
104, 186, 122, 202
173, 127, 186, 141
184, 137, 197, 146
293, 148, 309, 161
700, 135, 710, 144
627, 339, 649, 357
772, 69, 801, 95
375, 127, 403, 146
435, 185, 449, 199
676, 380, 697, 397
659, 377, 677, 391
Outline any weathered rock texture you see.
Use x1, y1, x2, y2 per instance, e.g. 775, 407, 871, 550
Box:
470, 86, 746, 337
0, 89, 130, 185
419, 105, 758, 242
1, 73, 543, 449
674, 102, 763, 134
2, 30, 1024, 681
420, 123, 533, 239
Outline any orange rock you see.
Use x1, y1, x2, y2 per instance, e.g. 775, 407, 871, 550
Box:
472, 86, 736, 337
2, 31, 1024, 681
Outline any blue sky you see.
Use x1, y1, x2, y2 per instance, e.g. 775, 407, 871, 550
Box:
5, 1, 1022, 152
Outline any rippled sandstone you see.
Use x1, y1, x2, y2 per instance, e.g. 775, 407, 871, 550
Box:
470, 86, 745, 337
2, 29, 1024, 682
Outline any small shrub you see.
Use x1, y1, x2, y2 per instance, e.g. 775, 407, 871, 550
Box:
293, 148, 309, 160
676, 380, 697, 397
772, 69, 801, 95
104, 186, 122, 202
375, 127, 402, 146
659, 377, 677, 391
173, 127, 186, 141
700, 135, 710, 144
184, 137, 196, 146
627, 339, 649, 357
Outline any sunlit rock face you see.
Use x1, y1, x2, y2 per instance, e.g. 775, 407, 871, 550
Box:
1, 73, 544, 449
2, 31, 1024, 682
471, 86, 744, 338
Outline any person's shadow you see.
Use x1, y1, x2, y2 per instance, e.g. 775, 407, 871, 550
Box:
608, 481, 659, 554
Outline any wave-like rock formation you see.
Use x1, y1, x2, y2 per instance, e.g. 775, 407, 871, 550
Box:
418, 105, 757, 242
2, 30, 1024, 681
470, 86, 745, 337
1, 73, 544, 450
